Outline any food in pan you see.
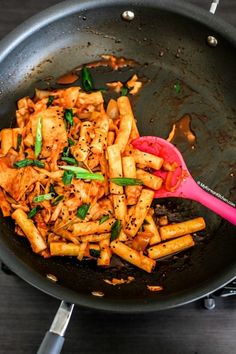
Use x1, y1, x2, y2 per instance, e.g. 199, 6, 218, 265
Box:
0, 68, 206, 273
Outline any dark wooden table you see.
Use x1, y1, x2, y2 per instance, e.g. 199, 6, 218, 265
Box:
0, 1, 236, 353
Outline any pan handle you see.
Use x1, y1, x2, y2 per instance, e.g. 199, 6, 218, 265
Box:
37, 332, 65, 354
187, 180, 236, 225
37, 301, 74, 354
209, 0, 220, 14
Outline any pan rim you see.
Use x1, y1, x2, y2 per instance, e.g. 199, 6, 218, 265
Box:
1, 0, 236, 60
0, 0, 235, 312
0, 237, 236, 312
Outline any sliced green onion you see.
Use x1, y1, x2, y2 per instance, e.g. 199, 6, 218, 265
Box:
77, 203, 90, 220
68, 138, 75, 146
16, 134, 22, 152
13, 159, 44, 168
62, 170, 74, 185
121, 87, 128, 96
110, 177, 143, 186
99, 215, 109, 224
174, 82, 181, 94
33, 160, 45, 168
75, 172, 104, 181
51, 195, 64, 206
33, 193, 55, 203
61, 157, 77, 165
13, 159, 34, 168
60, 165, 89, 173
82, 67, 94, 92
47, 95, 55, 107
62, 146, 70, 157
64, 109, 74, 126
111, 220, 121, 241
49, 183, 57, 196
60, 166, 104, 182
35, 116, 42, 158
90, 249, 100, 258
27, 206, 41, 219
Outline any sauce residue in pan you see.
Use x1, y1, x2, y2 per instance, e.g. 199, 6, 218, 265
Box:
167, 114, 196, 148
56, 72, 79, 85
75, 55, 138, 71
56, 55, 138, 84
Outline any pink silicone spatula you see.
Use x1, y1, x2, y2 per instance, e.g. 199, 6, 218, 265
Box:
132, 136, 236, 225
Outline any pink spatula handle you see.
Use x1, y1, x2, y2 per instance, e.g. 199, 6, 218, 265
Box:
186, 179, 236, 225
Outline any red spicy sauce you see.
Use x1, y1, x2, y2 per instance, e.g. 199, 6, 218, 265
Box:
56, 72, 79, 85
167, 114, 196, 147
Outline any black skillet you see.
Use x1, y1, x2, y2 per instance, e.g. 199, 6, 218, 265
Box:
0, 0, 235, 320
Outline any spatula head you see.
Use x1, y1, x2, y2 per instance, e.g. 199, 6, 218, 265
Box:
132, 136, 192, 198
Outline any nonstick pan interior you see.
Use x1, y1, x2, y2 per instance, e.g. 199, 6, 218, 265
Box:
0, 0, 235, 311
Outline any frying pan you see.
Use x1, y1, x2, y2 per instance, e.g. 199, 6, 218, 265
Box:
0, 0, 235, 319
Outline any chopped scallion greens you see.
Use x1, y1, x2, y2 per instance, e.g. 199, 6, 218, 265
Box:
51, 195, 64, 206
110, 177, 143, 186
99, 215, 109, 224
121, 87, 128, 96
64, 109, 74, 126
60, 165, 104, 184
62, 170, 74, 185
33, 193, 55, 203
60, 165, 89, 173
35, 116, 42, 158
68, 138, 75, 146
27, 206, 41, 219
47, 95, 55, 107
82, 67, 94, 92
16, 134, 22, 152
49, 183, 57, 196
174, 82, 181, 94
32, 160, 45, 168
60, 165, 104, 181
90, 249, 100, 258
111, 220, 121, 241
13, 159, 44, 168
13, 159, 33, 168
75, 172, 104, 181
61, 157, 77, 165
77, 203, 90, 220
62, 146, 70, 157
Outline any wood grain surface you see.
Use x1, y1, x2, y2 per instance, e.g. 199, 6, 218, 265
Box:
0, 1, 235, 353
